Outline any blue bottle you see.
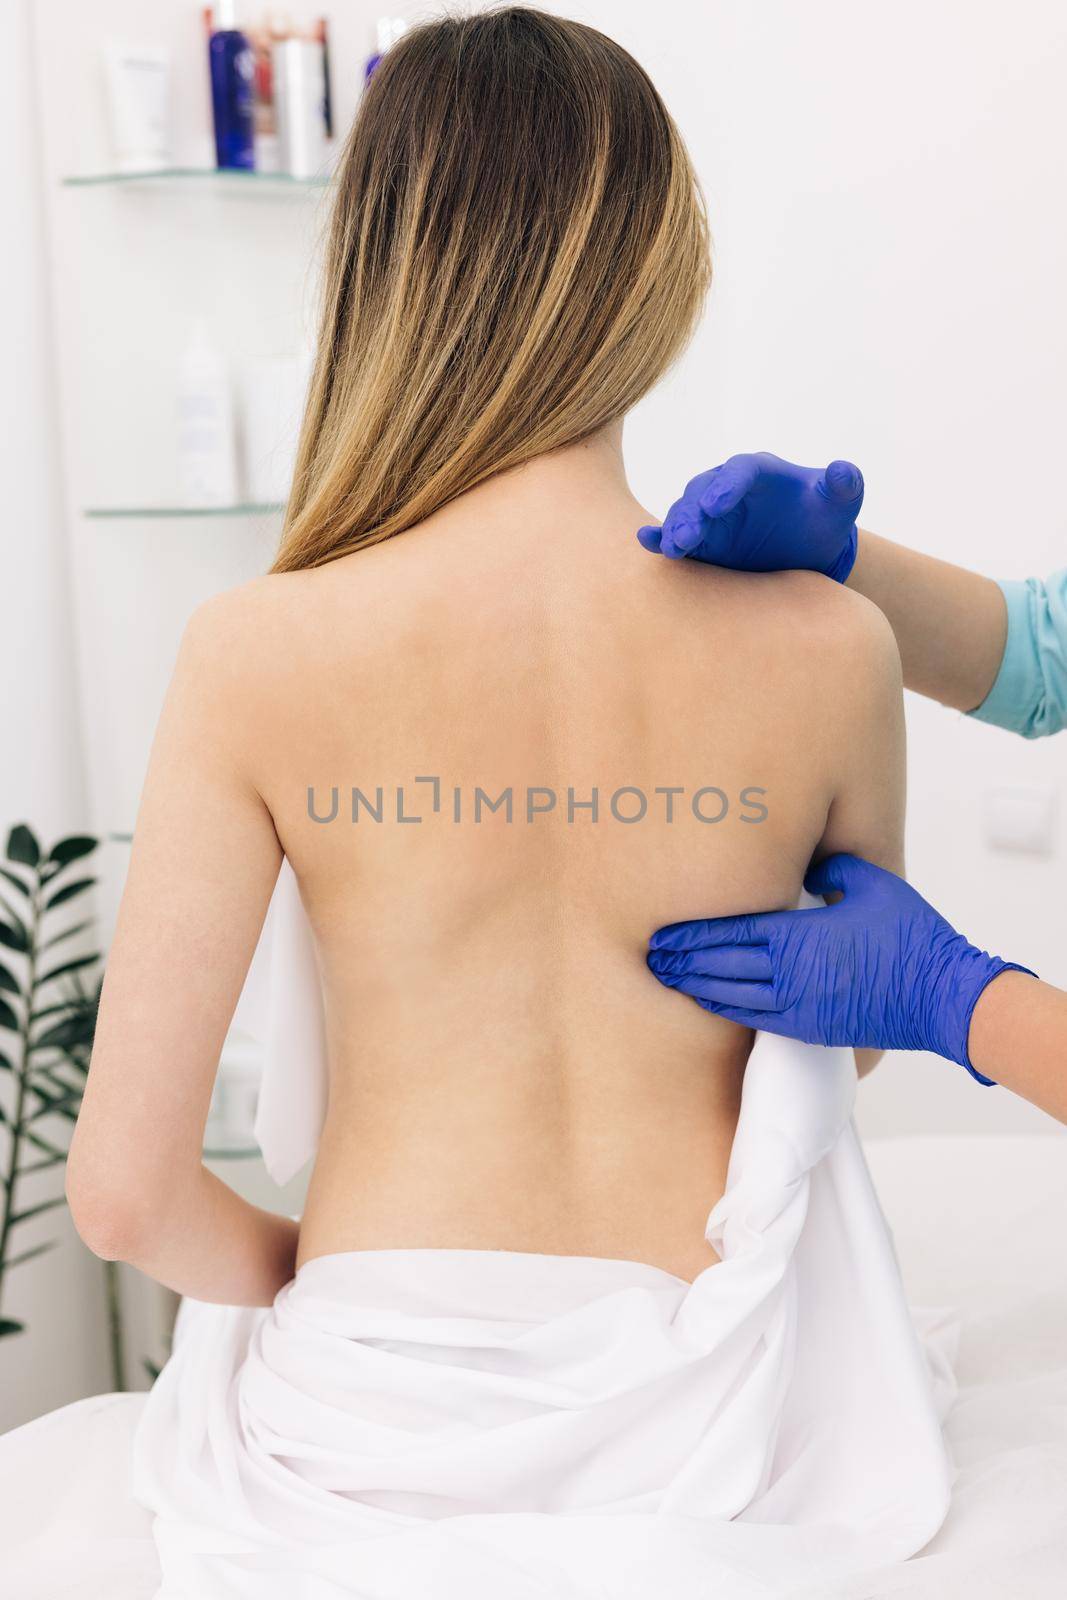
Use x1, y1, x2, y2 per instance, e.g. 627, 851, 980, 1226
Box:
209, 1, 255, 171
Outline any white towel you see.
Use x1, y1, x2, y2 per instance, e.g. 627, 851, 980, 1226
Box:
242, 859, 328, 1186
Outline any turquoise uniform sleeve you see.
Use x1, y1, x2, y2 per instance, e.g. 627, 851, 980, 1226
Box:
968, 569, 1067, 739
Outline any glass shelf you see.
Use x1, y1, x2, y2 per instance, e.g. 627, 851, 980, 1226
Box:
84, 502, 285, 521
62, 166, 329, 192
203, 1143, 261, 1162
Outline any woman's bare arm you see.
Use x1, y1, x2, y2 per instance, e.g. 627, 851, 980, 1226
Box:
809, 581, 908, 1076
66, 586, 296, 1305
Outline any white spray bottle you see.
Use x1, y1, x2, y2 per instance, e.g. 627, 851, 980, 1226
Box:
177, 320, 240, 507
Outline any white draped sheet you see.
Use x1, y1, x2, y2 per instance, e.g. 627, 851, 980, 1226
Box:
117, 1025, 956, 1598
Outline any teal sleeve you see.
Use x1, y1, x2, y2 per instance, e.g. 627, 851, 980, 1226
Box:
968, 569, 1067, 739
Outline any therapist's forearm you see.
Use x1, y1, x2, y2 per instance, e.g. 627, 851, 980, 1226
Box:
968, 971, 1067, 1125
847, 530, 1007, 712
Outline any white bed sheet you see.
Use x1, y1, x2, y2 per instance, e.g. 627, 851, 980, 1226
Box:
823, 1134, 1067, 1599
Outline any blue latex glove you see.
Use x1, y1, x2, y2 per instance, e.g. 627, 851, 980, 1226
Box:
637, 452, 863, 581
647, 854, 1035, 1084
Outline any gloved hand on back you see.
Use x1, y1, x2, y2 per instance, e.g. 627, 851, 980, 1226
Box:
637, 451, 863, 582
647, 854, 1033, 1083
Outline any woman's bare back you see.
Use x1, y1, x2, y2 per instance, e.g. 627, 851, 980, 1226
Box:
70, 437, 903, 1305
229, 442, 905, 1281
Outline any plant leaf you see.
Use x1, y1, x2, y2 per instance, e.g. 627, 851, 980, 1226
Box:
5, 1240, 58, 1270
0, 1318, 25, 1338
33, 986, 100, 1031
0, 996, 20, 1032
0, 964, 19, 995
30, 1001, 72, 1022
31, 1063, 82, 1092
0, 917, 28, 954
35, 954, 101, 989
32, 1016, 94, 1053
22, 1128, 66, 1160
9, 1196, 68, 1227
28, 1086, 82, 1120
29, 1101, 81, 1124
0, 1046, 14, 1072
48, 835, 98, 868
6, 825, 40, 868
41, 918, 94, 952
0, 865, 32, 900
44, 877, 97, 912
33, 1055, 81, 1080
29, 1074, 82, 1104
18, 1154, 66, 1176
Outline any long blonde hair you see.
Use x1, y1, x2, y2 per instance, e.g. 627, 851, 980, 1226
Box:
272, 5, 710, 573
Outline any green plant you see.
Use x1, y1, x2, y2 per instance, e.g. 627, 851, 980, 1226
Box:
0, 823, 101, 1340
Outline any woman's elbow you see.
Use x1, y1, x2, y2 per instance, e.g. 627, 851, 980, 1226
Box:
66, 1166, 136, 1260
65, 1154, 171, 1264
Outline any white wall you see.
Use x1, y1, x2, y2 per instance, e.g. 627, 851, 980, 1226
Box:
6, 0, 1064, 1426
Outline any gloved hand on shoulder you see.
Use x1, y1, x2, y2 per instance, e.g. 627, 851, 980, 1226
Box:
638, 451, 863, 582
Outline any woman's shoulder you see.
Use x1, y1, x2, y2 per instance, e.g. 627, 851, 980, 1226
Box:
729, 566, 893, 639
170, 571, 341, 734
179, 559, 385, 671
183, 569, 321, 646
674, 564, 900, 697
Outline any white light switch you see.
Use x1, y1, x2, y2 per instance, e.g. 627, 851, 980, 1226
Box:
983, 785, 1057, 856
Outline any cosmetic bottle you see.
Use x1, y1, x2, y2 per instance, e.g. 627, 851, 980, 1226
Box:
364, 17, 408, 82
248, 12, 294, 173
103, 43, 171, 173
209, 0, 255, 170
177, 322, 239, 508
274, 34, 327, 179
